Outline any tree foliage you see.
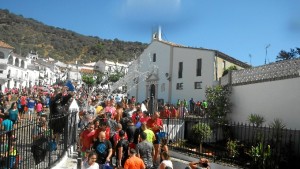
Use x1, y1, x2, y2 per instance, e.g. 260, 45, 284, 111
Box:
248, 114, 265, 127
205, 85, 231, 123
191, 122, 212, 144
81, 74, 96, 86
108, 72, 124, 83
222, 65, 238, 76
276, 47, 300, 61
0, 9, 147, 63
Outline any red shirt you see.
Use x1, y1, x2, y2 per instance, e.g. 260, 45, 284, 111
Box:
132, 112, 143, 124
160, 109, 171, 119
140, 116, 150, 123
170, 108, 177, 118
94, 127, 110, 141
80, 129, 96, 151
21, 96, 27, 105
146, 118, 163, 134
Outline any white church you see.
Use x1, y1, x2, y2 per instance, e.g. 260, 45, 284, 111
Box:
127, 28, 250, 105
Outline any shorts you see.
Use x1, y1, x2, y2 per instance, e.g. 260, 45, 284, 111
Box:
153, 133, 160, 144
27, 108, 34, 115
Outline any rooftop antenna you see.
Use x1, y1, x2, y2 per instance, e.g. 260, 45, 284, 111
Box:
265, 44, 271, 64
249, 54, 252, 66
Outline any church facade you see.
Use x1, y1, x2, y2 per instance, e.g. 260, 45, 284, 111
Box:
127, 29, 250, 105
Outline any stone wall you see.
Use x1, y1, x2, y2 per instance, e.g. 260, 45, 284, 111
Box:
220, 58, 300, 86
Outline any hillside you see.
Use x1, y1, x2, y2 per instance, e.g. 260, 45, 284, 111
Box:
0, 9, 147, 63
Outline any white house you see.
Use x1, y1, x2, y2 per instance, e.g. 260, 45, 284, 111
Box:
83, 60, 128, 75
0, 41, 65, 92
0, 42, 32, 91
127, 29, 250, 105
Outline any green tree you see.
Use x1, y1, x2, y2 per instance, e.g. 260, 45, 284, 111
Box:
222, 65, 238, 76
269, 118, 286, 163
276, 47, 300, 61
81, 74, 96, 87
248, 114, 265, 127
191, 122, 212, 153
94, 72, 105, 85
205, 85, 231, 123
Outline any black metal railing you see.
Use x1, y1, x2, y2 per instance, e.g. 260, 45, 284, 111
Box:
0, 111, 78, 169
162, 117, 300, 169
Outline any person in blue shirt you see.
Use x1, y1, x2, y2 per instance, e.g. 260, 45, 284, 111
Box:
1, 114, 13, 131
45, 94, 50, 108
27, 96, 36, 122
115, 94, 122, 103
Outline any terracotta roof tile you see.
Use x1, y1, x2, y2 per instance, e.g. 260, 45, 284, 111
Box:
0, 41, 14, 49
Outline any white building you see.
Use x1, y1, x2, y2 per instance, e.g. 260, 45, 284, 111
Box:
83, 60, 128, 75
127, 29, 250, 104
0, 41, 32, 91
0, 41, 64, 92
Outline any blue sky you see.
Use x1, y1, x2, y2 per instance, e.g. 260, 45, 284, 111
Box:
1, 0, 300, 66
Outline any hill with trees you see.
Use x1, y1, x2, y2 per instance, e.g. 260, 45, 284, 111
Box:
0, 9, 147, 63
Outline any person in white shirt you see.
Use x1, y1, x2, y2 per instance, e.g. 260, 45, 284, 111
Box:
159, 151, 173, 169
82, 151, 99, 169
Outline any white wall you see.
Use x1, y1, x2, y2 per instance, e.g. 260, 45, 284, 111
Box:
171, 47, 215, 104
132, 41, 172, 103
229, 77, 300, 129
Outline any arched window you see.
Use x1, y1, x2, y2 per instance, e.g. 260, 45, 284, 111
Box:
21, 60, 25, 68
0, 52, 4, 59
15, 58, 19, 67
8, 56, 13, 64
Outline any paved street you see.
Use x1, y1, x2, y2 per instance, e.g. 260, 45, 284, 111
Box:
57, 149, 239, 169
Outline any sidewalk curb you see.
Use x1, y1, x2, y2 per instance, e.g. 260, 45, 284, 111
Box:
51, 145, 77, 169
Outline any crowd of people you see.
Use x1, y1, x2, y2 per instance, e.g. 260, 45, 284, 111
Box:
0, 81, 211, 169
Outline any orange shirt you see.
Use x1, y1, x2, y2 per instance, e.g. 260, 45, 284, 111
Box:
124, 156, 145, 169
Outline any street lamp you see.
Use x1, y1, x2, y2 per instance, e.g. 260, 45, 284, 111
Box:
76, 60, 79, 82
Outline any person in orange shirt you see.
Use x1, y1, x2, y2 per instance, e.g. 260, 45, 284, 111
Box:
124, 149, 145, 169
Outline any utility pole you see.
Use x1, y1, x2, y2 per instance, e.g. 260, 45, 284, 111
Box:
249, 54, 252, 66
265, 44, 271, 64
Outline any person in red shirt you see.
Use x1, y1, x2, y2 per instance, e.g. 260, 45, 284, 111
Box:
160, 105, 171, 119
140, 111, 150, 123
146, 111, 163, 163
80, 123, 96, 157
94, 120, 110, 142
132, 108, 143, 124
169, 104, 178, 119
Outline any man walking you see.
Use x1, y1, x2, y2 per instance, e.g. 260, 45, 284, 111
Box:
136, 132, 154, 169
124, 149, 145, 169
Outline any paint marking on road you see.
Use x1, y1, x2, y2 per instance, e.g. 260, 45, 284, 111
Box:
171, 157, 189, 164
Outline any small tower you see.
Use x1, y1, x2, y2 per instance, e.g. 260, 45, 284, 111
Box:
152, 26, 162, 41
